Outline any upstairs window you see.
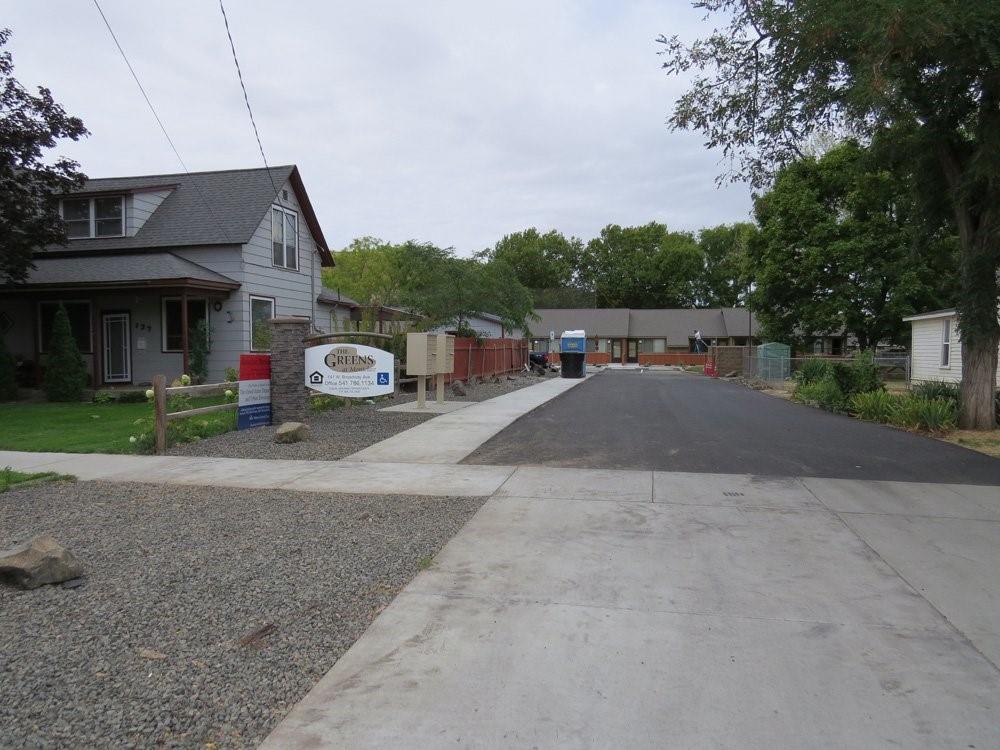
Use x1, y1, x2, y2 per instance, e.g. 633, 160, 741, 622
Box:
271, 206, 298, 270
61, 196, 124, 238
941, 319, 951, 367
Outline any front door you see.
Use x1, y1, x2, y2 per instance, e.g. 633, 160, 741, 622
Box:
627, 339, 638, 363
612, 339, 623, 363
103, 312, 131, 383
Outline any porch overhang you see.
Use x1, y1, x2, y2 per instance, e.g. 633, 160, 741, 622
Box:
1, 277, 240, 295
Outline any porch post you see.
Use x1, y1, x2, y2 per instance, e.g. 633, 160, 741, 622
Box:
181, 288, 189, 376
91, 300, 101, 388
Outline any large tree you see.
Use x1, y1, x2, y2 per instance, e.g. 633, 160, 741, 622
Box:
660, 0, 1000, 428
0, 28, 88, 283
581, 222, 703, 308
695, 223, 756, 307
750, 141, 957, 349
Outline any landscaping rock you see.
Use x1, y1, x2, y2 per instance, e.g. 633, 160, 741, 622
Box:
451, 380, 467, 396
0, 534, 83, 590
274, 422, 310, 444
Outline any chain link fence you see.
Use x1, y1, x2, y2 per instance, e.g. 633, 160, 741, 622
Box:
742, 349, 910, 388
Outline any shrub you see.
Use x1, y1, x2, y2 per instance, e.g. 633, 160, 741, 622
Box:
795, 357, 830, 385
849, 350, 882, 395
167, 393, 193, 413
849, 389, 897, 423
889, 394, 957, 433
794, 374, 846, 412
117, 390, 148, 404
0, 334, 17, 401
225, 366, 239, 383
912, 380, 959, 402
311, 394, 345, 413
92, 390, 115, 405
43, 304, 87, 402
189, 319, 210, 384
830, 361, 856, 397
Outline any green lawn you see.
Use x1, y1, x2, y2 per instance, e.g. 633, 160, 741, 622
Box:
0, 467, 73, 492
0, 396, 231, 454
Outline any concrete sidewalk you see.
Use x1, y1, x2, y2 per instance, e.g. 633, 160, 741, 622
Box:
346, 374, 587, 463
262, 469, 1000, 749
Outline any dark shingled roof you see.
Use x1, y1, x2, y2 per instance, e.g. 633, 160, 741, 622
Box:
18, 253, 239, 291
316, 288, 360, 308
531, 307, 759, 343
45, 165, 333, 265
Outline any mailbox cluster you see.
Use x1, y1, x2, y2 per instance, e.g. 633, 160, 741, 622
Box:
405, 333, 456, 407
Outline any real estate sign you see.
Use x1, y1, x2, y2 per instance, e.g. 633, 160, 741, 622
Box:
238, 353, 271, 429
305, 343, 394, 398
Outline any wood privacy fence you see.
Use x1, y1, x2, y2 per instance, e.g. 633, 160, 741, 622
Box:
152, 375, 237, 454
446, 338, 529, 384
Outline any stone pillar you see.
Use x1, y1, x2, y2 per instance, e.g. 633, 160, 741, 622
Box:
269, 317, 310, 424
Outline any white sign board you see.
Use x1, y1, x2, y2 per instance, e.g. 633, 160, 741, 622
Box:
305, 343, 395, 398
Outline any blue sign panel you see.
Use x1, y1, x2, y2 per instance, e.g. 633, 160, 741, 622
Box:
377, 371, 390, 385
237, 403, 271, 430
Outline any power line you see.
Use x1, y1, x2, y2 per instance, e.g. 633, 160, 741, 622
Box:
218, 0, 279, 198
92, 0, 191, 174
91, 0, 233, 244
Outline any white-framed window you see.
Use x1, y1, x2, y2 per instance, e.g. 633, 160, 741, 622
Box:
250, 295, 276, 351
60, 195, 125, 238
38, 300, 92, 353
161, 297, 208, 352
271, 206, 298, 270
640, 338, 667, 353
940, 319, 951, 367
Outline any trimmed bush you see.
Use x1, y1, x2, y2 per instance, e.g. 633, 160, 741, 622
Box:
225, 366, 239, 383
43, 304, 88, 402
849, 389, 897, 423
849, 350, 882, 395
794, 374, 846, 412
795, 357, 830, 385
0, 334, 17, 401
912, 380, 959, 402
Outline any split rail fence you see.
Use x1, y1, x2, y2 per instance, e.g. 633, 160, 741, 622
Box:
151, 375, 237, 454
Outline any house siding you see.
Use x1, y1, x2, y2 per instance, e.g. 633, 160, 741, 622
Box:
127, 189, 172, 236
909, 314, 1000, 387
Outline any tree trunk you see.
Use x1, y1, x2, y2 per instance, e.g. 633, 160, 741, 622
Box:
961, 334, 998, 429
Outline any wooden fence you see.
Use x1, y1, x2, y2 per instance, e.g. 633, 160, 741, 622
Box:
445, 338, 530, 384
152, 375, 237, 454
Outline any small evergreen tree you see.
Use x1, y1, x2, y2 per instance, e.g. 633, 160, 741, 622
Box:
188, 318, 209, 384
0, 333, 17, 401
43, 303, 87, 401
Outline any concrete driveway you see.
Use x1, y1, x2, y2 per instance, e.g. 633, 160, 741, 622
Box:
264, 467, 1000, 749
465, 370, 1000, 483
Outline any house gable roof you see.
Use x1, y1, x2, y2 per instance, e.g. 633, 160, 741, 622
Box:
46, 165, 333, 266
902, 308, 956, 322
531, 308, 759, 341
13, 252, 240, 292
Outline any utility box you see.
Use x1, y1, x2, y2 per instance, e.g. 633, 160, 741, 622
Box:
406, 332, 436, 376
560, 329, 586, 379
434, 333, 455, 374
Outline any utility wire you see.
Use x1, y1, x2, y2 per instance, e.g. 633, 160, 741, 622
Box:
218, 0, 280, 198
91, 0, 233, 243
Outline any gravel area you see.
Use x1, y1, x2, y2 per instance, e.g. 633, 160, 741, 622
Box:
169, 372, 549, 461
0, 480, 485, 749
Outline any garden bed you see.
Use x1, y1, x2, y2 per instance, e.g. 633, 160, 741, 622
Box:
0, 480, 485, 749
169, 372, 544, 460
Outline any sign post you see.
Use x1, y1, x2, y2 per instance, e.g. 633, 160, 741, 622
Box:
237, 353, 271, 429
305, 343, 394, 398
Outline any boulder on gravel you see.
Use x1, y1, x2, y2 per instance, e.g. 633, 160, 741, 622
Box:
274, 421, 310, 444
450, 380, 467, 396
0, 534, 83, 590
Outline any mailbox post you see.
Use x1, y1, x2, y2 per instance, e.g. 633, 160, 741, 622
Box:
406, 333, 455, 408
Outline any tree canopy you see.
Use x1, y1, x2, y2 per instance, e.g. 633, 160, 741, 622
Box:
660, 0, 1000, 427
0, 28, 88, 284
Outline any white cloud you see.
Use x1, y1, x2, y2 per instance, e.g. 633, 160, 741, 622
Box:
4, 0, 752, 253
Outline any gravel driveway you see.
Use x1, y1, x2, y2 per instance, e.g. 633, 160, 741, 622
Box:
0, 480, 484, 749
170, 373, 547, 461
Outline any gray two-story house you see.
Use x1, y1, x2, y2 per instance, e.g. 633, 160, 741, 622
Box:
0, 165, 338, 386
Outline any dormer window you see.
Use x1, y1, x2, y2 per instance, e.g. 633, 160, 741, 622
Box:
60, 195, 125, 238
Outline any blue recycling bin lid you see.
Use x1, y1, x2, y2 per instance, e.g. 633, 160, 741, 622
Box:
560, 329, 586, 353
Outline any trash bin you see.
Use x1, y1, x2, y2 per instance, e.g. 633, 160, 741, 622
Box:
560, 329, 586, 379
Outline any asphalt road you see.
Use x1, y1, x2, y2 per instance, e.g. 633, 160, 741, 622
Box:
464, 370, 1000, 484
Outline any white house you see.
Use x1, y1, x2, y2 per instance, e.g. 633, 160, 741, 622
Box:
903, 308, 1000, 386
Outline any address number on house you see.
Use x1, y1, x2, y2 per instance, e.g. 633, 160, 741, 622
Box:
304, 343, 395, 398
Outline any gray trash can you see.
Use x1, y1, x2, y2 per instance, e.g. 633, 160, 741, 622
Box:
560, 330, 586, 379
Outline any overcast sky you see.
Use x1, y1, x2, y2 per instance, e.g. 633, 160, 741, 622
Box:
4, 0, 752, 254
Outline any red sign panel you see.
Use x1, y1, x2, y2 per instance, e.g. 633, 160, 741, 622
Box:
239, 353, 271, 381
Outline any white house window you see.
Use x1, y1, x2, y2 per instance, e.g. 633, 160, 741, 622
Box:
271, 207, 298, 270
941, 319, 951, 367
640, 338, 667, 353
61, 195, 124, 238
161, 297, 208, 352
250, 295, 275, 351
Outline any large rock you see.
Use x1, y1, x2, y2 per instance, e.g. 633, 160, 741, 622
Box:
0, 535, 84, 590
450, 380, 467, 396
274, 421, 310, 444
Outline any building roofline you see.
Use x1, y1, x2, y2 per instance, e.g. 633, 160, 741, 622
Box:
902, 308, 956, 322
